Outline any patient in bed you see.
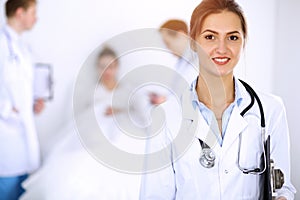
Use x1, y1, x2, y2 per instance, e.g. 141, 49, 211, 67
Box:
20, 46, 147, 200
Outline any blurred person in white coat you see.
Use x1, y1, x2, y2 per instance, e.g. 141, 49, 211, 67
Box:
159, 19, 198, 94
145, 19, 199, 106
0, 0, 44, 199
140, 0, 296, 199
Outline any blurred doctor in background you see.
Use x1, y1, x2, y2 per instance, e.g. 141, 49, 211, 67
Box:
0, 0, 45, 199
144, 20, 199, 109
147, 19, 199, 105
159, 19, 198, 88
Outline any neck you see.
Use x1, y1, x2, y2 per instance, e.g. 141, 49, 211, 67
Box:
7, 18, 24, 35
196, 74, 235, 109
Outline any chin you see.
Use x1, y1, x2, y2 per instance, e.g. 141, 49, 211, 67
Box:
209, 69, 233, 79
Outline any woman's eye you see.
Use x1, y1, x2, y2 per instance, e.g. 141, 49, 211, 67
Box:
229, 35, 239, 41
204, 35, 215, 40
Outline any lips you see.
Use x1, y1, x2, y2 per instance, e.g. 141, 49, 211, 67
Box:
212, 57, 230, 65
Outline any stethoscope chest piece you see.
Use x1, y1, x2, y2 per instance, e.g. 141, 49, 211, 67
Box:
199, 148, 215, 168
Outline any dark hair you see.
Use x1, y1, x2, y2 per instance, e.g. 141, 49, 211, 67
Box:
97, 46, 119, 67
190, 0, 247, 41
160, 19, 188, 35
98, 46, 117, 59
5, 0, 36, 18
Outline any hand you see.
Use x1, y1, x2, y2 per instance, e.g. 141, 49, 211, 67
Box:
12, 107, 19, 113
149, 93, 166, 105
34, 98, 45, 114
105, 107, 113, 116
105, 107, 122, 116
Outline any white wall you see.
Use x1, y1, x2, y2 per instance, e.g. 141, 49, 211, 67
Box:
274, 0, 300, 198
3, 0, 298, 195
237, 0, 276, 92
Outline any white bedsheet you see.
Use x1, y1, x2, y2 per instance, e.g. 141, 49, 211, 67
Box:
20, 85, 146, 200
20, 119, 143, 200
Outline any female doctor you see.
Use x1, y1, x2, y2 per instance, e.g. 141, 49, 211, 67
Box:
140, 0, 296, 199
0, 0, 44, 199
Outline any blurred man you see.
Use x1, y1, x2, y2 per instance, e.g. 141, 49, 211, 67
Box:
148, 19, 199, 106
160, 19, 198, 91
0, 0, 44, 199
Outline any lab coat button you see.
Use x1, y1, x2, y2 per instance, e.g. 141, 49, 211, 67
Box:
224, 169, 229, 174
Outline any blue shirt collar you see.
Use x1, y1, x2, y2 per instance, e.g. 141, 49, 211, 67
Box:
191, 77, 243, 109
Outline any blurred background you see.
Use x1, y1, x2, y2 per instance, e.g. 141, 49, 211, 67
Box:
1, 0, 299, 198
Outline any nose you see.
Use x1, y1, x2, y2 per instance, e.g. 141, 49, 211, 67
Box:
216, 39, 228, 54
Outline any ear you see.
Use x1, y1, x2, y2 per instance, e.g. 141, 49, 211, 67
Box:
15, 7, 25, 18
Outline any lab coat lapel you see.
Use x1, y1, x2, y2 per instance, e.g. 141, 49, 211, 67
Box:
181, 89, 218, 149
195, 112, 219, 149
222, 100, 248, 153
183, 111, 219, 150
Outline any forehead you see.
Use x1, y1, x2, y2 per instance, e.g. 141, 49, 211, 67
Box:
98, 55, 117, 66
201, 11, 242, 33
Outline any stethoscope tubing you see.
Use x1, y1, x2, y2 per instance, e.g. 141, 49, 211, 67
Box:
198, 79, 267, 175
3, 27, 19, 62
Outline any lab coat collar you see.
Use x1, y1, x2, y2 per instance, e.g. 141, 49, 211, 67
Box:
181, 88, 218, 149
181, 79, 251, 151
221, 105, 247, 150
3, 24, 21, 42
221, 80, 250, 152
236, 79, 250, 106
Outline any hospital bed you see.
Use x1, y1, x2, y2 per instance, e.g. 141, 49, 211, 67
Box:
20, 101, 143, 200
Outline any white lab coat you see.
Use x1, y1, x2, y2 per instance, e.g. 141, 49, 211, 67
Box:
174, 48, 198, 85
0, 25, 40, 176
169, 48, 198, 95
140, 80, 296, 200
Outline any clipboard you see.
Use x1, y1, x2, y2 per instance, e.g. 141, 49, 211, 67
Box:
33, 63, 54, 101
260, 135, 272, 200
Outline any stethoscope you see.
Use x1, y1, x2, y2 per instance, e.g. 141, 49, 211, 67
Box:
199, 79, 267, 175
3, 27, 20, 63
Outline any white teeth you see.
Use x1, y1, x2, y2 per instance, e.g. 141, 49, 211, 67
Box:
214, 58, 229, 63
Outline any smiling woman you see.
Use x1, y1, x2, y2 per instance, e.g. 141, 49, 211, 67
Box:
140, 0, 296, 199
0, 0, 296, 198
195, 11, 244, 79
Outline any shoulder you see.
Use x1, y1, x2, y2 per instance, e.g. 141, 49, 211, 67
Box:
254, 90, 287, 124
237, 79, 285, 114
256, 90, 285, 110
237, 79, 287, 128
0, 26, 7, 40
0, 29, 7, 46
0, 28, 9, 51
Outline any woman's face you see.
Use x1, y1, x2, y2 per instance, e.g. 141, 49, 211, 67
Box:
195, 10, 244, 78
98, 55, 118, 81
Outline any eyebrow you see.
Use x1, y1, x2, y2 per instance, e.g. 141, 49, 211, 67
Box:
200, 29, 241, 35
